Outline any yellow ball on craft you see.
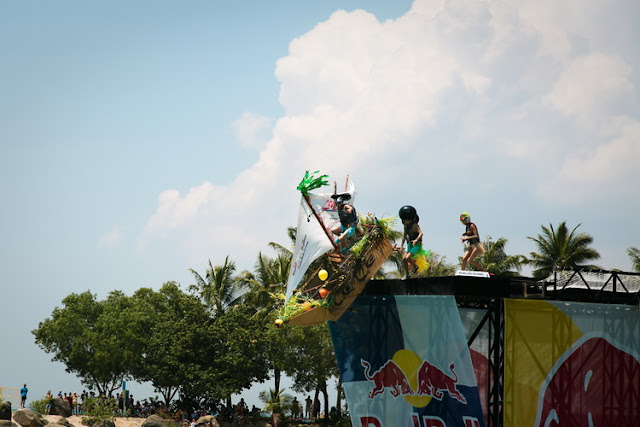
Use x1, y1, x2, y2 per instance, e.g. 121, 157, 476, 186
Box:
318, 269, 328, 281
274, 319, 284, 328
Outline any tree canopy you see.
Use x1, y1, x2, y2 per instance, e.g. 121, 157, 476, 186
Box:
527, 221, 601, 278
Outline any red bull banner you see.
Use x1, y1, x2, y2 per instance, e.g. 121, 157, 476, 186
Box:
329, 295, 485, 427
459, 309, 490, 425
504, 299, 640, 426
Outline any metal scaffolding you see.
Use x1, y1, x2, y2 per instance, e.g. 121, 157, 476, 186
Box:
362, 268, 639, 427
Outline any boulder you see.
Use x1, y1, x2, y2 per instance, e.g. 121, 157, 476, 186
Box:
95, 420, 115, 427
141, 415, 168, 427
0, 401, 11, 421
11, 409, 45, 427
194, 415, 219, 427
48, 399, 71, 418
50, 417, 73, 427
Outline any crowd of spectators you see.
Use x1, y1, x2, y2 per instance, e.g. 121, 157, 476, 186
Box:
41, 390, 325, 423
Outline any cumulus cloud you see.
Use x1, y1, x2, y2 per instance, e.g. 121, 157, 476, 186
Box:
145, 182, 216, 234
232, 112, 273, 149
546, 52, 633, 124
539, 116, 640, 202
99, 226, 122, 248
141, 0, 640, 268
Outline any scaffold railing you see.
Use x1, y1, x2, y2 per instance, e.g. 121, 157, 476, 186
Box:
543, 268, 640, 304
0, 386, 20, 409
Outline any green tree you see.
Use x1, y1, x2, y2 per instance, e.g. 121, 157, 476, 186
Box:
421, 252, 457, 277
259, 387, 293, 426
527, 221, 601, 279
244, 252, 291, 317
287, 323, 338, 419
189, 256, 248, 316
627, 247, 640, 272
258, 388, 293, 415
128, 282, 213, 406
194, 303, 269, 407
33, 291, 138, 396
477, 236, 525, 276
244, 248, 293, 396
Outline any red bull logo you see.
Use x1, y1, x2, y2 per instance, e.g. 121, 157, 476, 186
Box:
361, 359, 415, 398
361, 349, 468, 407
416, 360, 467, 404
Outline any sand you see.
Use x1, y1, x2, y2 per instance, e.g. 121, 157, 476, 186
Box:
39, 415, 145, 427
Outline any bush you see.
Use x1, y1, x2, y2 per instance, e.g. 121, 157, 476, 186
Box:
81, 397, 116, 426
28, 398, 48, 415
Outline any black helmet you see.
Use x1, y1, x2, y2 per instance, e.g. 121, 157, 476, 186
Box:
331, 192, 351, 205
399, 205, 418, 221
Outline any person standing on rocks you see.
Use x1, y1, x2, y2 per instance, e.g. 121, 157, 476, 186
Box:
20, 384, 28, 409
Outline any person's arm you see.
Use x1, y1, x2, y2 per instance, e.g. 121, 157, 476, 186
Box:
412, 224, 423, 245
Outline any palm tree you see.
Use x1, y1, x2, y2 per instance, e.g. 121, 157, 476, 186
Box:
627, 247, 640, 272
421, 252, 457, 277
259, 388, 294, 426
478, 235, 525, 276
527, 221, 601, 279
189, 256, 248, 316
268, 227, 296, 258
245, 252, 291, 317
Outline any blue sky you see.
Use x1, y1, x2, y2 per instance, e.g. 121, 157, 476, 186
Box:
2, 0, 639, 411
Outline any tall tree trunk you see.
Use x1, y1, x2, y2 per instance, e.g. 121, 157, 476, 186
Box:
274, 367, 281, 393
336, 377, 343, 416
320, 380, 328, 419
313, 388, 320, 419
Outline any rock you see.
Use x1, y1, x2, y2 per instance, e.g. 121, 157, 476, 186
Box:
50, 417, 73, 427
0, 401, 11, 421
194, 415, 219, 427
0, 421, 18, 427
11, 409, 45, 427
47, 399, 71, 418
141, 415, 168, 427
95, 420, 115, 427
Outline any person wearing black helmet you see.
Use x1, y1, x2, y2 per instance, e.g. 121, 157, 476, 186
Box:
399, 206, 430, 279
330, 192, 358, 245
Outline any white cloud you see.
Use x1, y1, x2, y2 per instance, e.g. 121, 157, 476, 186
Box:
98, 226, 122, 248
546, 52, 633, 124
232, 112, 273, 149
140, 0, 640, 269
538, 116, 640, 202
145, 182, 216, 234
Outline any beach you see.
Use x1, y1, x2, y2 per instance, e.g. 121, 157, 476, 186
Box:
21, 416, 146, 427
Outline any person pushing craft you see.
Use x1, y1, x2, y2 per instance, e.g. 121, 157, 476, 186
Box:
460, 212, 485, 271
399, 205, 431, 278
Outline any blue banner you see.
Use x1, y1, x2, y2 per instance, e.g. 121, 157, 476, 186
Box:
329, 295, 485, 427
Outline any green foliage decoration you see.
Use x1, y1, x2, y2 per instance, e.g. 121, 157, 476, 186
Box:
296, 170, 329, 196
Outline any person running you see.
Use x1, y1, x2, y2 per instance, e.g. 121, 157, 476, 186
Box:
399, 206, 430, 278
460, 212, 485, 271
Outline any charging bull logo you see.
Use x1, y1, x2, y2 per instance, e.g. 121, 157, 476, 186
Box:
361, 356, 467, 404
361, 359, 415, 398
417, 360, 467, 404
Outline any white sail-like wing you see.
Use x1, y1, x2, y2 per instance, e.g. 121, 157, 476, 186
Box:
284, 178, 356, 303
